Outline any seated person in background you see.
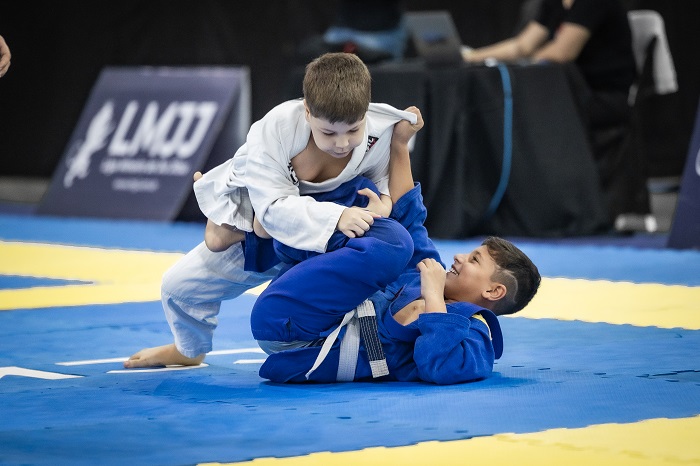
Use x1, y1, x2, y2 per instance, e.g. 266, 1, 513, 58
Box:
463, 0, 635, 125
250, 116, 541, 385
463, 0, 646, 225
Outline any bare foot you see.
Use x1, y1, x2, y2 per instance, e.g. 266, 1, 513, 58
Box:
123, 343, 205, 369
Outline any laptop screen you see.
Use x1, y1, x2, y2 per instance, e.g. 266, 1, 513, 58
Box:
405, 11, 463, 66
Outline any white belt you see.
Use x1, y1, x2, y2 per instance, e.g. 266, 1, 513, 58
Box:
306, 300, 389, 381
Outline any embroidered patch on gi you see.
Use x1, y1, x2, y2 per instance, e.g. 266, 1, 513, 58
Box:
366, 136, 379, 152
287, 161, 299, 186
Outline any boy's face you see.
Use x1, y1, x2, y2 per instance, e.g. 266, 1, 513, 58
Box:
305, 106, 366, 159
444, 246, 501, 305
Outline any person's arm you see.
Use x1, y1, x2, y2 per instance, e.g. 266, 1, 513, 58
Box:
387, 105, 455, 272
463, 21, 549, 63
418, 258, 447, 315
0, 35, 11, 77
245, 122, 348, 252
356, 188, 392, 218
327, 105, 423, 239
388, 106, 423, 201
412, 312, 496, 384
532, 22, 590, 63
393, 257, 448, 326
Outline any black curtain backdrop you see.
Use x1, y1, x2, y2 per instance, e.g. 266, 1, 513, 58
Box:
0, 0, 697, 180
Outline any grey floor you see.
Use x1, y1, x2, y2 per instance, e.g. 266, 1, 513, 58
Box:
0, 177, 49, 205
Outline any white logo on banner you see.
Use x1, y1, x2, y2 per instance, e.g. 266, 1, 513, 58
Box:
695, 147, 700, 177
63, 100, 218, 189
64, 101, 115, 188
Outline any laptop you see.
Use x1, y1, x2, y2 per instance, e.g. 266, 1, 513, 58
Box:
404, 10, 464, 66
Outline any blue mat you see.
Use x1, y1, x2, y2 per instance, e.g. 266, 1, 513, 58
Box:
1, 213, 699, 465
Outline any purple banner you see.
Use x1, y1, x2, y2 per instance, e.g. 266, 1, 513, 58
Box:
38, 67, 250, 220
668, 99, 700, 250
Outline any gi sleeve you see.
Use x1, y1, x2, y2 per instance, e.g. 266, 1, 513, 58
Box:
390, 182, 445, 269
411, 313, 496, 385
359, 103, 419, 196
194, 148, 253, 231
359, 135, 391, 196
245, 118, 346, 253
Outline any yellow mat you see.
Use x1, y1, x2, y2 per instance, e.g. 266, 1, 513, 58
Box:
203, 415, 700, 466
2, 241, 698, 333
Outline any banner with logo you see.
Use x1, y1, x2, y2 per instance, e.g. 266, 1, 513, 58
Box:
38, 67, 250, 220
668, 100, 700, 250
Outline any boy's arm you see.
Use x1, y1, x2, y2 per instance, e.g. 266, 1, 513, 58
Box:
418, 258, 448, 315
463, 21, 548, 63
389, 107, 423, 202
386, 106, 444, 270
357, 189, 391, 218
245, 133, 346, 253
248, 103, 421, 252
357, 105, 421, 217
394, 257, 447, 326
412, 313, 496, 384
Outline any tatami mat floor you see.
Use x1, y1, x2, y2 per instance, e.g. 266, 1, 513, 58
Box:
1, 200, 698, 465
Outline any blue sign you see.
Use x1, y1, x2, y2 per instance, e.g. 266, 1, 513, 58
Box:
668, 99, 700, 250
38, 67, 250, 220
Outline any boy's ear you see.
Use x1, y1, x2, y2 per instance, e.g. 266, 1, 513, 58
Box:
303, 99, 310, 120
483, 283, 507, 302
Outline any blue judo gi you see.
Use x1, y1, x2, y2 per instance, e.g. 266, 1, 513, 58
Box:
250, 180, 504, 385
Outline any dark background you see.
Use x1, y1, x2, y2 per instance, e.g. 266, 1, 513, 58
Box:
0, 0, 697, 180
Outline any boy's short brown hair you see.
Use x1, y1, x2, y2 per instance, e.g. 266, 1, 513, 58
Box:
483, 236, 541, 316
303, 52, 371, 124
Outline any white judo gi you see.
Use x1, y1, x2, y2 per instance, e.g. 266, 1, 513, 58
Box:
163, 99, 416, 357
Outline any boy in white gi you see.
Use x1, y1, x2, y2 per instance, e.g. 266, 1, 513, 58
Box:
124, 52, 420, 368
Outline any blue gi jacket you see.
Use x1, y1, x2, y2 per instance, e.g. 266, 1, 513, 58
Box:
258, 184, 504, 384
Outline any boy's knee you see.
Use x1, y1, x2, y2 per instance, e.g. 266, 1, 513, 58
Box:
204, 220, 244, 252
161, 250, 205, 297
161, 262, 185, 297
204, 236, 228, 253
204, 230, 238, 252
384, 221, 414, 274
374, 218, 413, 250
362, 219, 413, 278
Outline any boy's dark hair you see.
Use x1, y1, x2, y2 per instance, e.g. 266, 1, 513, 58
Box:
482, 236, 541, 316
303, 52, 371, 124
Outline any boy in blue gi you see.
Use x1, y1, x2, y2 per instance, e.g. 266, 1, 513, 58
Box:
250, 118, 541, 384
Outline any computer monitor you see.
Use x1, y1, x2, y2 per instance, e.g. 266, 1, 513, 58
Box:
404, 10, 463, 66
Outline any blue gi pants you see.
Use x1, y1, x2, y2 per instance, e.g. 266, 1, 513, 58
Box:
250, 178, 414, 343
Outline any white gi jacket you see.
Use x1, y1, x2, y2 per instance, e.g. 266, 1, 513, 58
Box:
194, 99, 417, 253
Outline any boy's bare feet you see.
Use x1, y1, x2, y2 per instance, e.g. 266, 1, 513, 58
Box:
123, 343, 205, 368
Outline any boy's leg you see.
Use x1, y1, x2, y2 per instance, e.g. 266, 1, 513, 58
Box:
251, 217, 413, 342
203, 220, 245, 252
273, 176, 381, 266
125, 241, 282, 368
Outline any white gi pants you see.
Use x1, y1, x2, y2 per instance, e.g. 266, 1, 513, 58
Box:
161, 241, 282, 358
